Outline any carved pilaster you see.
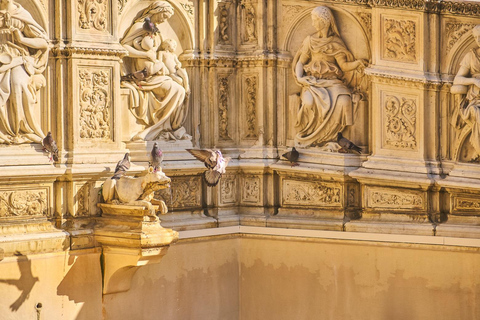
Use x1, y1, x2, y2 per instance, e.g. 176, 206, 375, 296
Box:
77, 0, 108, 32
243, 75, 258, 139
218, 74, 232, 141
383, 95, 418, 150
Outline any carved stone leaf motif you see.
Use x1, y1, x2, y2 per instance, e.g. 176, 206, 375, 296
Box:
242, 176, 260, 203
384, 95, 417, 149
75, 184, 89, 217
78, 0, 107, 31
155, 176, 201, 209
118, 0, 128, 14
244, 76, 258, 138
0, 191, 47, 218
454, 196, 480, 212
383, 18, 416, 62
368, 189, 423, 209
78, 69, 112, 140
445, 22, 476, 55
241, 2, 257, 44
283, 180, 341, 207
218, 4, 231, 45
218, 75, 232, 140
180, 2, 194, 24
356, 12, 372, 38
281, 4, 305, 27
220, 175, 236, 204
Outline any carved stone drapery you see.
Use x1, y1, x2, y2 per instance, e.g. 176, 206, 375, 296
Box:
383, 95, 417, 150
383, 18, 417, 62
78, 69, 112, 140
78, 0, 108, 31
218, 75, 232, 140
244, 75, 258, 139
0, 190, 47, 218
282, 180, 342, 207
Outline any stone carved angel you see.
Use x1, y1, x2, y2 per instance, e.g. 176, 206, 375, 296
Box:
0, 0, 49, 144
452, 25, 480, 162
292, 6, 367, 148
120, 1, 190, 141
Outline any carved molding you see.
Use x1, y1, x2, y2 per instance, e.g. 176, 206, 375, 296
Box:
0, 190, 48, 218
244, 75, 258, 139
218, 74, 232, 140
51, 47, 128, 58
78, 69, 112, 140
155, 176, 201, 209
382, 18, 417, 63
367, 70, 442, 90
383, 95, 417, 150
78, 0, 108, 32
282, 180, 342, 207
445, 22, 476, 55
366, 187, 424, 210
242, 176, 261, 204
220, 175, 237, 205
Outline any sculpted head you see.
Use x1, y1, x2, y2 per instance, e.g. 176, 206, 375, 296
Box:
473, 25, 480, 47
311, 6, 339, 37
0, 0, 14, 11
144, 1, 174, 24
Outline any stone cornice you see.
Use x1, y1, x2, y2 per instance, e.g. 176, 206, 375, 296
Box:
51, 46, 128, 58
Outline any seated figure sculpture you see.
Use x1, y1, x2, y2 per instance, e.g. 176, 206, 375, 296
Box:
293, 6, 367, 148
453, 25, 480, 161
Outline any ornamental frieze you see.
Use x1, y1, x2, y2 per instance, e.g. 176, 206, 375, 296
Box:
0, 190, 48, 218
282, 180, 342, 207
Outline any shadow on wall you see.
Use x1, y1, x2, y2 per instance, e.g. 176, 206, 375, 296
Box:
0, 251, 39, 312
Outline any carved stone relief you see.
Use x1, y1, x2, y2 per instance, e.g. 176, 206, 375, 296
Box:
218, 74, 232, 140
240, 1, 257, 44
356, 12, 372, 38
0, 190, 48, 218
244, 75, 258, 139
382, 17, 417, 63
155, 176, 201, 209
78, 0, 108, 32
75, 184, 89, 217
383, 95, 417, 150
118, 0, 128, 14
281, 4, 305, 27
365, 187, 424, 210
282, 180, 342, 207
445, 22, 476, 55
0, 1, 49, 144
220, 175, 237, 205
78, 68, 112, 140
180, 2, 195, 24
218, 3, 231, 45
241, 175, 261, 204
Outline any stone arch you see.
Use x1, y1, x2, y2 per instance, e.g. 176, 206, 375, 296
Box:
17, 0, 48, 35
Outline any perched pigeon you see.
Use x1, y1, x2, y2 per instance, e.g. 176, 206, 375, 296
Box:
121, 68, 148, 83
187, 149, 231, 187
143, 17, 159, 34
282, 147, 299, 167
112, 153, 131, 180
42, 132, 58, 162
337, 132, 362, 154
150, 142, 163, 172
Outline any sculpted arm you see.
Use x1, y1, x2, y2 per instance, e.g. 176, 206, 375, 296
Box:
123, 38, 156, 62
336, 53, 367, 72
295, 52, 312, 86
13, 29, 48, 50
454, 65, 480, 88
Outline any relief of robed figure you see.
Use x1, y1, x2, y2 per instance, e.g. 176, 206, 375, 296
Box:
0, 0, 49, 144
293, 6, 367, 148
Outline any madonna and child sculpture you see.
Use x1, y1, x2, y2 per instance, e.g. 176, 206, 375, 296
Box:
293, 6, 367, 148
121, 1, 190, 142
0, 0, 49, 144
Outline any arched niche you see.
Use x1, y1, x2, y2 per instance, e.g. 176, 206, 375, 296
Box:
17, 0, 48, 36
118, 0, 195, 57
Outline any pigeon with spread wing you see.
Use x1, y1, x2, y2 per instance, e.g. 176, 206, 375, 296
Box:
187, 149, 231, 187
112, 153, 131, 180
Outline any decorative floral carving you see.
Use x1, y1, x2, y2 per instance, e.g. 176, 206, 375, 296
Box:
78, 0, 107, 31
218, 75, 232, 140
155, 176, 201, 209
118, 0, 128, 14
244, 75, 258, 138
78, 69, 111, 140
0, 190, 47, 218
383, 18, 417, 62
384, 95, 417, 149
445, 22, 476, 54
282, 4, 305, 26
220, 175, 237, 205
283, 180, 341, 206
367, 188, 423, 209
356, 12, 372, 38
241, 2, 257, 44
455, 198, 480, 210
75, 184, 89, 217
180, 2, 194, 24
242, 176, 260, 203
218, 5, 230, 45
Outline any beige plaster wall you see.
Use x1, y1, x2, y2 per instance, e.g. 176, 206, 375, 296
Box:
103, 237, 239, 320
239, 236, 480, 320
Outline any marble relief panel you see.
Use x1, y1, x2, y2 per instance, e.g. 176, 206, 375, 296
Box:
155, 176, 202, 210
217, 1, 233, 47
217, 73, 233, 141
241, 175, 261, 205
282, 179, 342, 208
220, 175, 237, 205
242, 74, 258, 140
365, 186, 425, 211
0, 186, 51, 219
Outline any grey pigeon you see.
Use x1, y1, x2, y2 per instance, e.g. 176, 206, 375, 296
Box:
42, 132, 58, 162
150, 142, 163, 172
143, 17, 159, 34
112, 153, 131, 180
121, 67, 148, 82
282, 147, 299, 167
337, 132, 362, 154
187, 149, 231, 187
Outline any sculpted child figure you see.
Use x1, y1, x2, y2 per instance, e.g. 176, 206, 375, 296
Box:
158, 39, 190, 95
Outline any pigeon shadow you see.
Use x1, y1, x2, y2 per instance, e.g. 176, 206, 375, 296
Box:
0, 251, 39, 312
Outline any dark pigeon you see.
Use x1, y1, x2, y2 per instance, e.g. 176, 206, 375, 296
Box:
112, 153, 131, 180
143, 17, 159, 34
282, 147, 299, 167
42, 132, 59, 162
121, 67, 148, 83
150, 142, 163, 172
187, 149, 231, 187
337, 132, 362, 154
